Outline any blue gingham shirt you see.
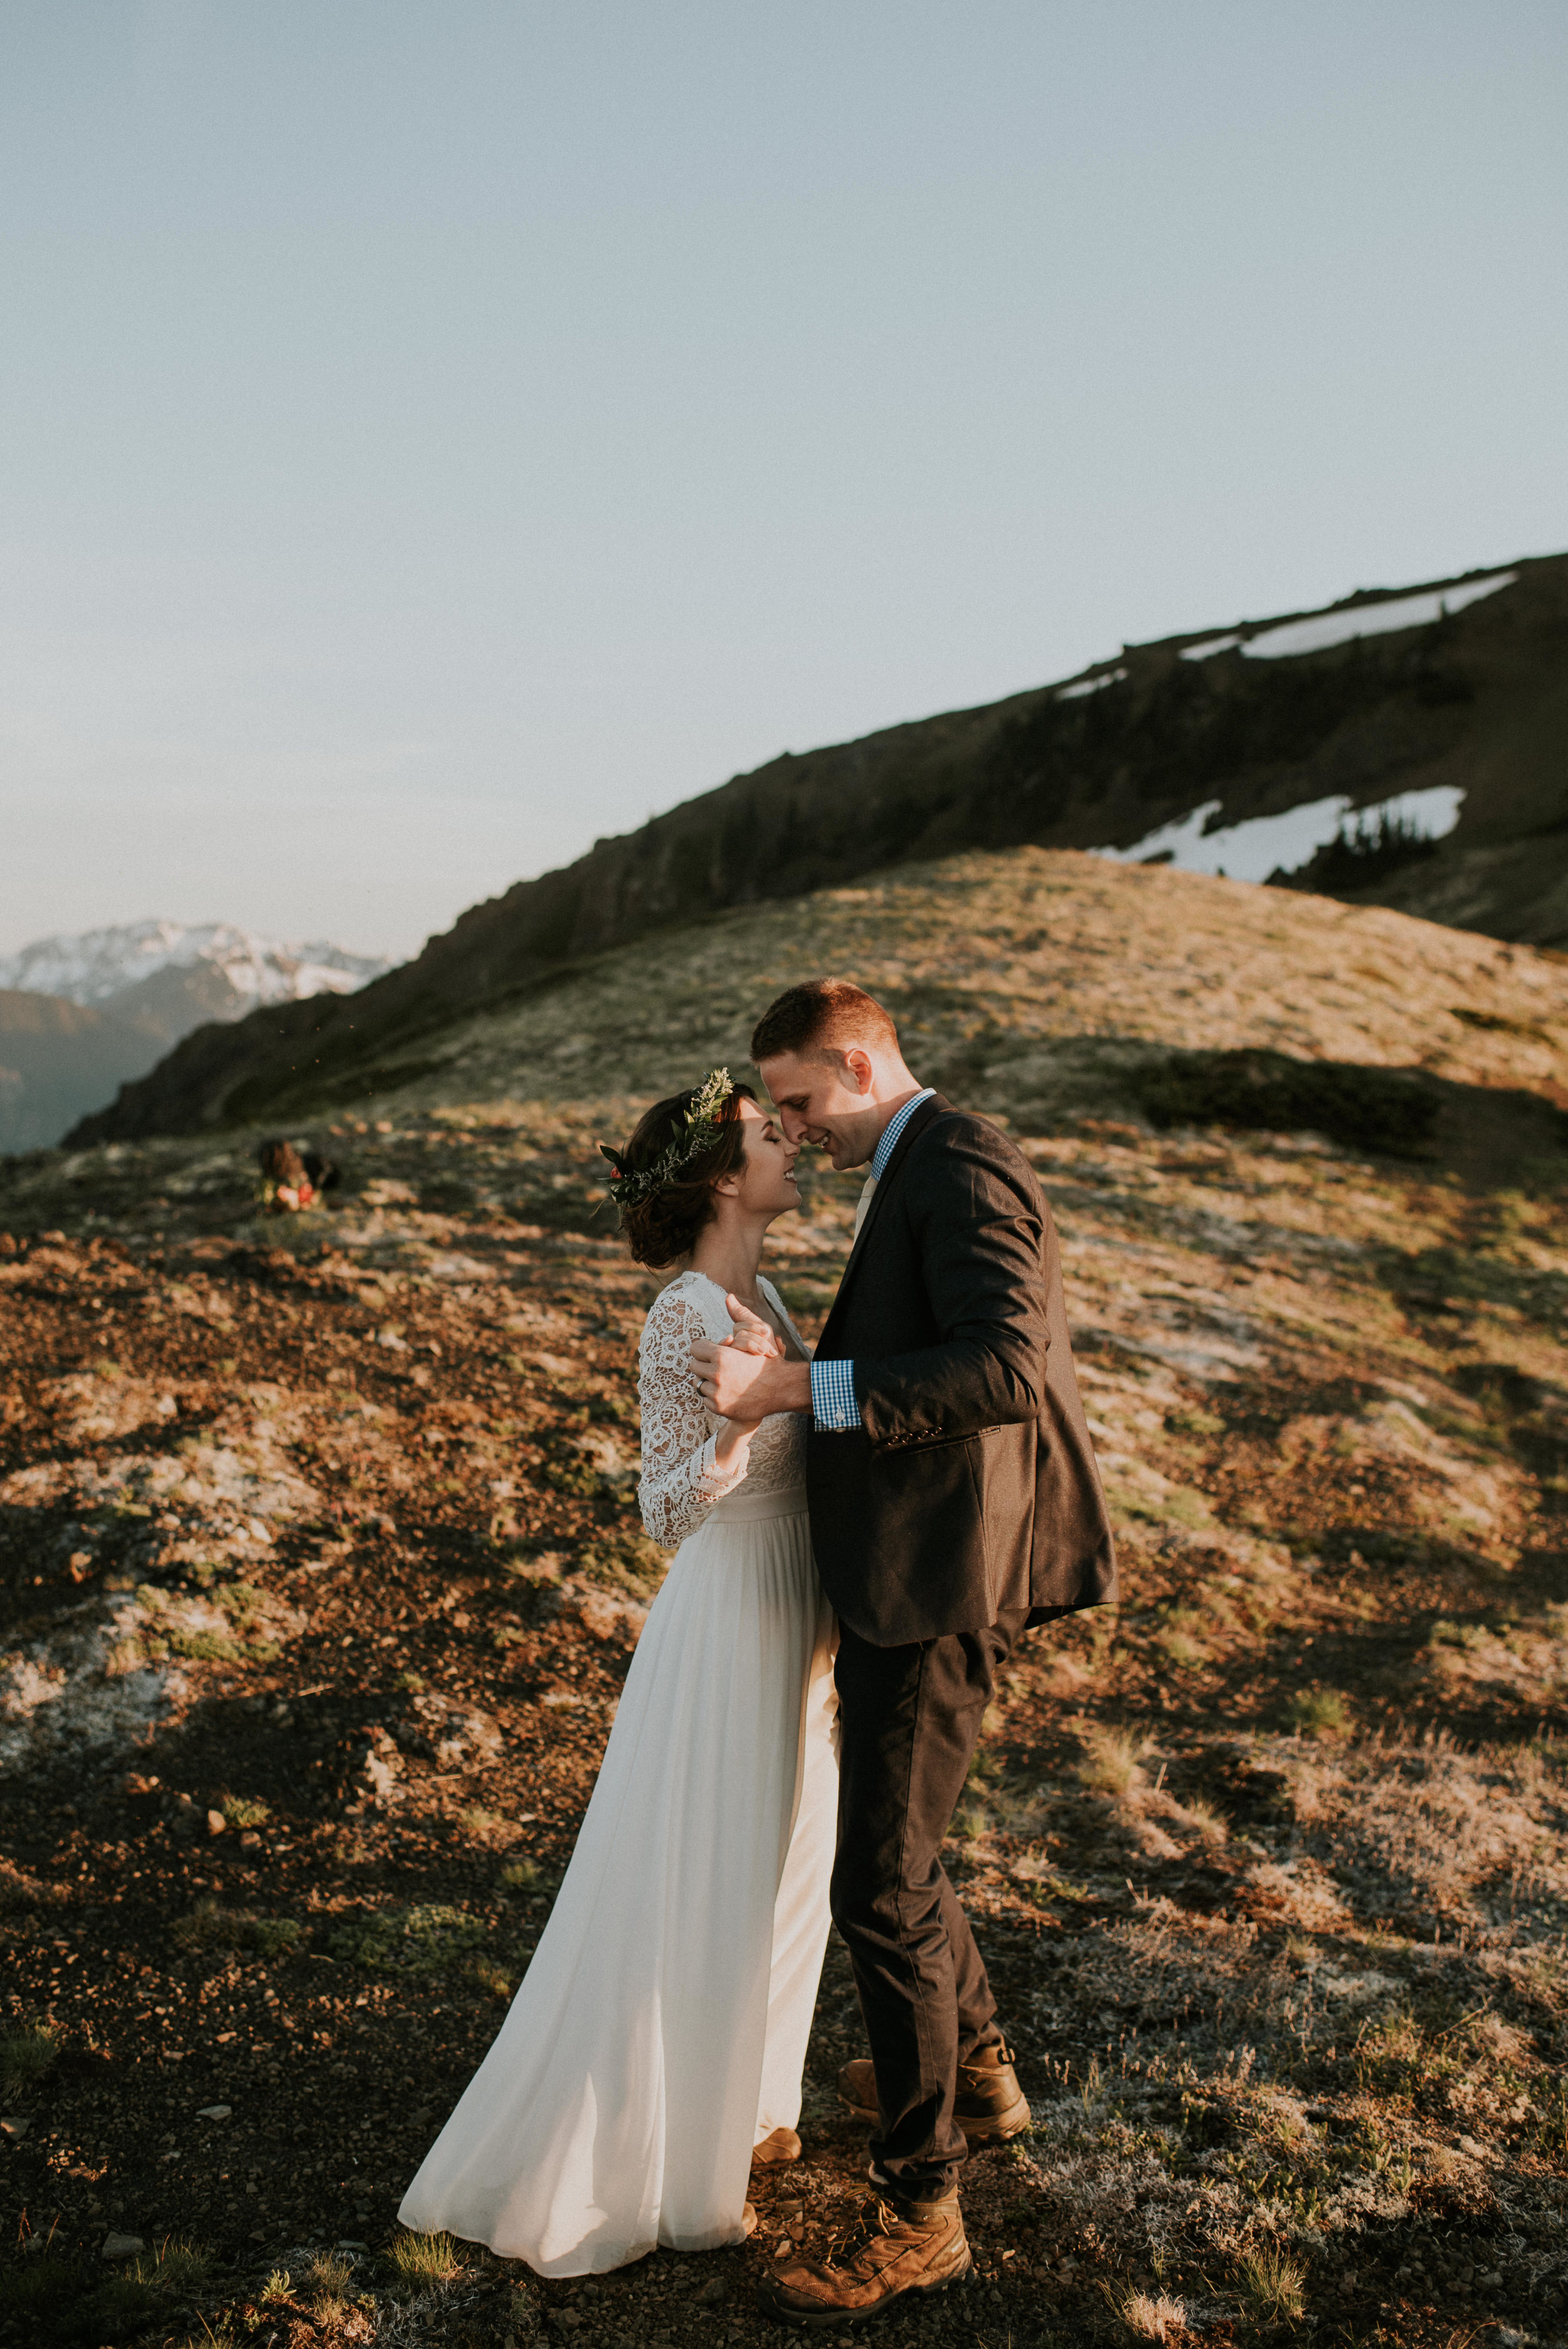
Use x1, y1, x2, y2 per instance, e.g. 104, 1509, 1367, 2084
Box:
810, 1090, 935, 1433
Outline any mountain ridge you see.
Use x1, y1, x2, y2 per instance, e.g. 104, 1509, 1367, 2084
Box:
66, 550, 1568, 1145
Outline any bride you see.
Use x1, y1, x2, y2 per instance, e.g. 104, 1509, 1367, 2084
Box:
399, 1069, 837, 2276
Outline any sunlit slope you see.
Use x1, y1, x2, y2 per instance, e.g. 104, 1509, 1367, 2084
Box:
127, 851, 1568, 1151
69, 551, 1568, 1143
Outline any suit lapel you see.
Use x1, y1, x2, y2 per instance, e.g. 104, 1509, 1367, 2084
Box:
819, 1092, 949, 1348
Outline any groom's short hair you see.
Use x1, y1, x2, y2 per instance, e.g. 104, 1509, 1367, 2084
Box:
751, 979, 899, 1065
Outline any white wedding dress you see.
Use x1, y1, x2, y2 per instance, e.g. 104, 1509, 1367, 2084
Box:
399, 1271, 838, 2276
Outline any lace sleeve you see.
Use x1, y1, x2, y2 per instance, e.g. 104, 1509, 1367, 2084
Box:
637, 1285, 747, 1549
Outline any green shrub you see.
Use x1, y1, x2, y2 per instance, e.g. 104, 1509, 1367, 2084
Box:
1167, 1407, 1226, 1436
0, 2025, 57, 2093
0, 2254, 83, 2317
329, 1902, 487, 1976
1135, 1048, 1438, 1156
167, 1629, 248, 1663
218, 1793, 271, 1827
171, 1900, 302, 1961
575, 1528, 666, 1599
1288, 1687, 1351, 1739
129, 2237, 212, 2292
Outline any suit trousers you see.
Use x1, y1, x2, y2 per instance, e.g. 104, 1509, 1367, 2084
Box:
830, 1608, 1029, 2199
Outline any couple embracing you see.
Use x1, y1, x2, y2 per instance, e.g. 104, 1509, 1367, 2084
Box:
401, 979, 1115, 2328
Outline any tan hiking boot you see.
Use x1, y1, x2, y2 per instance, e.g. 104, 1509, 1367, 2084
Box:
835, 2040, 1031, 2145
753, 2126, 803, 2166
758, 2190, 970, 2327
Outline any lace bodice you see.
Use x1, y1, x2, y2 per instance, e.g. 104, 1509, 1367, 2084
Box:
637, 1271, 810, 1549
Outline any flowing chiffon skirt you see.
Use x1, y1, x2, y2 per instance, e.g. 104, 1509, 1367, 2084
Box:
398, 1484, 837, 2276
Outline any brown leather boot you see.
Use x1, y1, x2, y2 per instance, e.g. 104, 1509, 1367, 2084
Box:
753, 2126, 803, 2166
758, 2190, 970, 2326
835, 2040, 1031, 2145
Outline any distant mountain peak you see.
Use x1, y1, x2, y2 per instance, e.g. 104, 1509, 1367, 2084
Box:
0, 920, 394, 1010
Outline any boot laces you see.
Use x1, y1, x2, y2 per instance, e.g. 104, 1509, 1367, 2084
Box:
823, 2195, 906, 2270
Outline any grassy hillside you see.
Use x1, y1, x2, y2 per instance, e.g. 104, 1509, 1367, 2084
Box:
3, 854, 1568, 2345
66, 844, 1568, 1174
68, 551, 1568, 1143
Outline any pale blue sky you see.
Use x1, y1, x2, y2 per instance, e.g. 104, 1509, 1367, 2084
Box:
3, 2, 1564, 960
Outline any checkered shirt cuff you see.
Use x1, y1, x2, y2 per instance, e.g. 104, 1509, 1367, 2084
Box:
810, 1356, 861, 1433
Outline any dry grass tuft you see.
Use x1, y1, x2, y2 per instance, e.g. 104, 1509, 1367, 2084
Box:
386, 2229, 462, 2284
127, 2237, 212, 2292
171, 2319, 238, 2349
1466, 2011, 1532, 2065
1078, 1723, 1149, 1798
1106, 2281, 1189, 2339
304, 2248, 354, 2326
1235, 2244, 1307, 2321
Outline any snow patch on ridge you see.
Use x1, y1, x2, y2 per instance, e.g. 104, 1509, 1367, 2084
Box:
1090, 785, 1464, 886
1242, 573, 1515, 661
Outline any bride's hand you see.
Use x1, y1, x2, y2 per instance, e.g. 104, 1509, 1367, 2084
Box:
723, 1296, 784, 1359
691, 1296, 784, 1424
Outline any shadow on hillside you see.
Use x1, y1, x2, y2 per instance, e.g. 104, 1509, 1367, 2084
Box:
934, 1030, 1568, 1188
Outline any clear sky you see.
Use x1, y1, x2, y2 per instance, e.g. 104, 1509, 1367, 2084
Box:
3, 1, 1564, 962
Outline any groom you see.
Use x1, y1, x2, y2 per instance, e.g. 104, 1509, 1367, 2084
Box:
692, 978, 1116, 2326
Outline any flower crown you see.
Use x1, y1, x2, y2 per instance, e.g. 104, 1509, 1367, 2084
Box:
599, 1068, 737, 1209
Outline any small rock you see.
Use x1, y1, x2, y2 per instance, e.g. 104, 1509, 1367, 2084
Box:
691, 2275, 727, 2305
101, 2233, 144, 2259
206, 1808, 226, 1836
196, 2104, 231, 2121
1, 2118, 29, 2140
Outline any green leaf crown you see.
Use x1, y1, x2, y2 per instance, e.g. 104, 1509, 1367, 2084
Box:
599, 1067, 737, 1209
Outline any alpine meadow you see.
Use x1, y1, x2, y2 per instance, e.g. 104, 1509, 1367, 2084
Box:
3, 560, 1568, 2348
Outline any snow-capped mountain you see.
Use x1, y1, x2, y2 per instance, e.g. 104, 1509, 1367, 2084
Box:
0, 920, 393, 1010
0, 922, 399, 1148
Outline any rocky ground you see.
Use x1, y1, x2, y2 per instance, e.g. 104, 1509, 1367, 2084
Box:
3, 856, 1568, 2349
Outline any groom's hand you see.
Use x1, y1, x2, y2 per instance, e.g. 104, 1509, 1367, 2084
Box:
691, 1296, 812, 1421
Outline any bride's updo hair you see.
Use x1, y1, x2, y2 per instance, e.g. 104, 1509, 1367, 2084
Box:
615, 1081, 756, 1268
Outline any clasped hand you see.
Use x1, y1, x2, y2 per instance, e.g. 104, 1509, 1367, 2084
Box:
690, 1295, 786, 1424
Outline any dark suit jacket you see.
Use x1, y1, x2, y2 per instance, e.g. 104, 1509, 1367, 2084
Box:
806, 1093, 1116, 1645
